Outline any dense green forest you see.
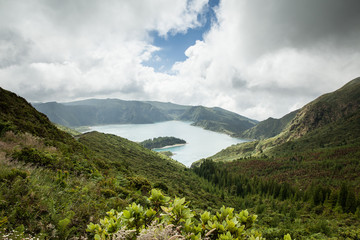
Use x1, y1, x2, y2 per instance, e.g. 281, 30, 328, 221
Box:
140, 136, 186, 149
192, 159, 360, 239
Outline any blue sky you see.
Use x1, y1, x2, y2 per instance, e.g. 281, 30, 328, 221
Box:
145, 0, 219, 72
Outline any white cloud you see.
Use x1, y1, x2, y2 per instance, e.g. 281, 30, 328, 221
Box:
0, 0, 208, 100
1, 0, 360, 121
170, 0, 360, 119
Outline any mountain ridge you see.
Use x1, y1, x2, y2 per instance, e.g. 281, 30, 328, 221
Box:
33, 99, 258, 137
179, 105, 258, 136
203, 77, 360, 162
239, 110, 299, 140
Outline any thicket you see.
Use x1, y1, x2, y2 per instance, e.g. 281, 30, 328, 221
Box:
87, 189, 291, 240
140, 136, 186, 149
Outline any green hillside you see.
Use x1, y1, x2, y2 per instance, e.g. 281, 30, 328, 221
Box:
2, 79, 360, 239
0, 88, 224, 238
1, 88, 74, 143
208, 77, 360, 161
188, 78, 360, 239
240, 110, 299, 140
179, 106, 258, 136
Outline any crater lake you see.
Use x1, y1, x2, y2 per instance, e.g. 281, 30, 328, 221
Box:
89, 121, 247, 166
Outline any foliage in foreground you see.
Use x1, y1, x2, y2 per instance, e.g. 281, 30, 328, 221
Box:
87, 189, 291, 240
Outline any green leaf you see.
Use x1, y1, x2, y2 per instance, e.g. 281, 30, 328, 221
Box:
145, 208, 156, 218
201, 211, 211, 223
123, 210, 131, 219
284, 233, 292, 240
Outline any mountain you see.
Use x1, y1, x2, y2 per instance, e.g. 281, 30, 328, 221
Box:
0, 88, 74, 143
33, 99, 171, 126
189, 79, 360, 239
282, 77, 360, 142
34, 99, 258, 137
144, 101, 191, 119
239, 110, 299, 140
203, 77, 360, 161
179, 106, 258, 136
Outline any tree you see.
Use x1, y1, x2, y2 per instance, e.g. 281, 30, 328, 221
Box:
338, 183, 348, 210
345, 189, 357, 213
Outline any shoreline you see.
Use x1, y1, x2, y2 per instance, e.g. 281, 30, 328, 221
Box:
152, 143, 186, 150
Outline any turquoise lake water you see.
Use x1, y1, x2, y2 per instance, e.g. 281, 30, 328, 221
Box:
89, 121, 246, 167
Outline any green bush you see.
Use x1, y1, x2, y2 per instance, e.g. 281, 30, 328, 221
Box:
87, 189, 292, 240
12, 147, 55, 167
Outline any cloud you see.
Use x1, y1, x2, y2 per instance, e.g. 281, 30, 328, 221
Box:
0, 0, 208, 100
171, 0, 360, 119
0, 0, 360, 121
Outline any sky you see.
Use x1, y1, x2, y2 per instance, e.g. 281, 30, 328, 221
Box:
1, 0, 360, 121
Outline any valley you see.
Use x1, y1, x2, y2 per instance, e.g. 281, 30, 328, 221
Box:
1, 77, 360, 239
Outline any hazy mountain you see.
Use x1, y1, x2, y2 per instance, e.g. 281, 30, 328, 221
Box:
179, 106, 258, 136
144, 101, 191, 119
33, 99, 258, 136
33, 99, 171, 127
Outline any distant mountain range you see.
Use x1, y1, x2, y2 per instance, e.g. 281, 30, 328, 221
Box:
33, 99, 258, 136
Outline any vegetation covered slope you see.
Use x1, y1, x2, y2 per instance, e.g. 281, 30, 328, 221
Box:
282, 77, 360, 142
1, 88, 74, 143
179, 106, 258, 136
187, 78, 360, 239
209, 77, 360, 161
0, 87, 224, 238
239, 110, 299, 140
2, 84, 360, 239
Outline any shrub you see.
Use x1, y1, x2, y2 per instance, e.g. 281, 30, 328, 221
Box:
87, 189, 292, 240
12, 147, 55, 167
